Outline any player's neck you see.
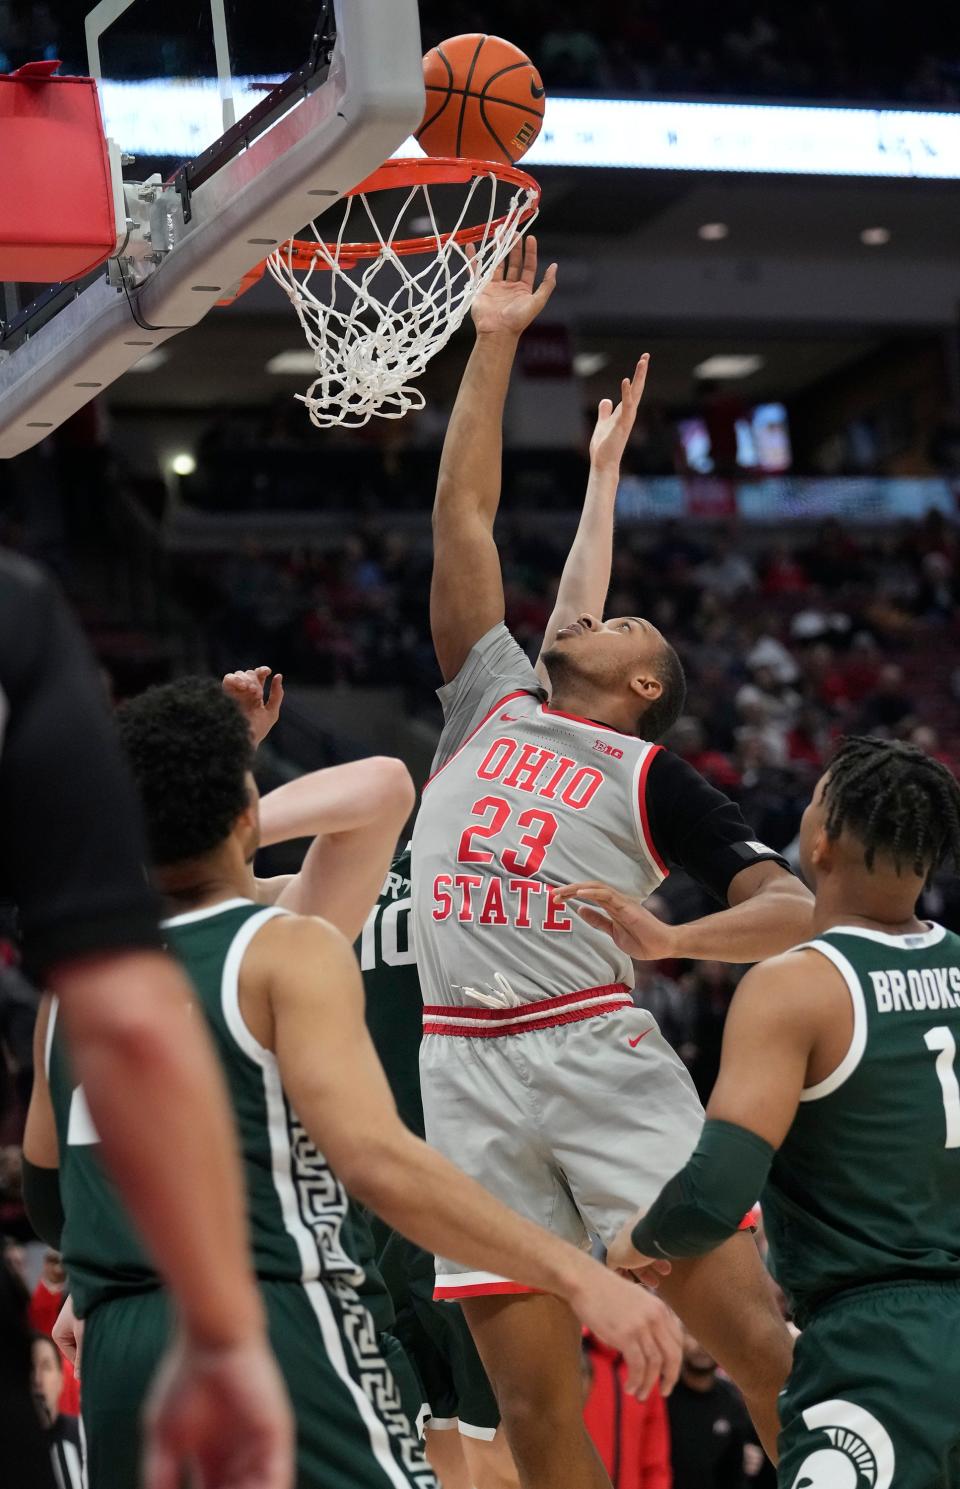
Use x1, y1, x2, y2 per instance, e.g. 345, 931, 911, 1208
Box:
546, 685, 634, 734
156, 848, 256, 914
812, 879, 926, 938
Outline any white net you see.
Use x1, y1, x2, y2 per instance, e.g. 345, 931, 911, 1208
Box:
266, 167, 539, 429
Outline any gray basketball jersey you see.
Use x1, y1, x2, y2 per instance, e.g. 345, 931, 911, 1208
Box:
412, 625, 667, 1006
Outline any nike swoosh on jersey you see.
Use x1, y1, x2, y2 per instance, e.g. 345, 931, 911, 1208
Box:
500, 713, 518, 722
628, 1030, 652, 1048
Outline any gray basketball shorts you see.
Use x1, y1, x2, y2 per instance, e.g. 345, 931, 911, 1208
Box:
419, 984, 705, 1299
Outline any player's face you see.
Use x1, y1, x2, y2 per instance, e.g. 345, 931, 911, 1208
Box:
798, 772, 830, 884
31, 1338, 62, 1418
549, 613, 665, 693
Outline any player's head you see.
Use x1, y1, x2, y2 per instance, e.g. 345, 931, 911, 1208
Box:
31, 1333, 63, 1421
799, 736, 960, 898
680, 1326, 717, 1379
541, 614, 686, 741
117, 679, 259, 875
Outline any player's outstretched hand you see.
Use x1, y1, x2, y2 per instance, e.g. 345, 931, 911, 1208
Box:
573, 1266, 681, 1400
222, 666, 284, 749
555, 881, 676, 961
470, 235, 557, 338
143, 1330, 294, 1489
589, 355, 651, 473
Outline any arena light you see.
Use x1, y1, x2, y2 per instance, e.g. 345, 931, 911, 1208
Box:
170, 451, 197, 476
96, 79, 960, 180
860, 226, 892, 245
266, 350, 318, 375
698, 222, 730, 241
573, 352, 610, 377
695, 355, 764, 379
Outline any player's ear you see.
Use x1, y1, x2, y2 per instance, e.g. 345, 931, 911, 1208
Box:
629, 670, 663, 703
809, 824, 831, 872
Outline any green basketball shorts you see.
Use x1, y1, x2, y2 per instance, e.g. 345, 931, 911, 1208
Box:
778, 1278, 960, 1489
81, 1279, 438, 1489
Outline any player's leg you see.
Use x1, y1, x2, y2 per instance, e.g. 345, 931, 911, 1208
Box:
461, 1428, 522, 1489
546, 1008, 792, 1461
655, 1233, 792, 1460
462, 1292, 611, 1489
425, 1425, 473, 1489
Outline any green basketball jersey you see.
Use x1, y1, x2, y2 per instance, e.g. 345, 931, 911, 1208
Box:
763, 922, 960, 1322
357, 849, 425, 1138
48, 898, 363, 1317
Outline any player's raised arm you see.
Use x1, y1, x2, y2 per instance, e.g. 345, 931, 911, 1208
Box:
258, 913, 680, 1401
257, 758, 414, 936
536, 355, 650, 685
430, 235, 556, 683
224, 666, 415, 938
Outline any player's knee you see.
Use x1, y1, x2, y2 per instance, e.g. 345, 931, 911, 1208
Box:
497, 1385, 586, 1456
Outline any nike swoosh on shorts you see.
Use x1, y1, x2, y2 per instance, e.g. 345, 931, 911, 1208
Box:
628, 1031, 652, 1048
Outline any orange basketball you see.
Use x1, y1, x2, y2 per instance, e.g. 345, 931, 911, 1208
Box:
417, 34, 545, 166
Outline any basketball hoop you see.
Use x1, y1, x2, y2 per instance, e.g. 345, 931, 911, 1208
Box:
260, 156, 540, 429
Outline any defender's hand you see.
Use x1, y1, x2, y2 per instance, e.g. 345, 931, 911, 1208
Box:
589, 356, 650, 472
470, 235, 557, 338
222, 667, 284, 749
572, 1266, 681, 1400
556, 882, 678, 961
607, 1218, 667, 1280
53, 1294, 85, 1378
143, 1330, 294, 1489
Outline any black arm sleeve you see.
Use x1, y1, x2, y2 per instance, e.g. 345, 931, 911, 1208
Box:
0, 553, 162, 979
644, 750, 791, 903
21, 1157, 65, 1250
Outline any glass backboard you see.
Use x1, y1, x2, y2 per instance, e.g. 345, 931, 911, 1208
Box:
83, 0, 327, 163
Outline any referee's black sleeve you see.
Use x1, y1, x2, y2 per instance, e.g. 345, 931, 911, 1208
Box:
644, 748, 792, 904
0, 552, 161, 978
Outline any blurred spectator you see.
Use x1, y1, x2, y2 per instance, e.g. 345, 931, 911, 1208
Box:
666, 1327, 758, 1489
582, 1333, 671, 1489
29, 1250, 67, 1338
858, 663, 915, 734
31, 1333, 85, 1489
695, 538, 757, 600
677, 962, 741, 1101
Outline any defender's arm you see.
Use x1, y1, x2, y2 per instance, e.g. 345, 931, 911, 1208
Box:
431, 237, 556, 683
259, 915, 680, 1400
257, 758, 415, 938
22, 995, 64, 1249
610, 953, 824, 1266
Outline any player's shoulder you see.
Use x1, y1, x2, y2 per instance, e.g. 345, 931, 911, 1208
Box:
734, 945, 849, 1028
248, 907, 356, 966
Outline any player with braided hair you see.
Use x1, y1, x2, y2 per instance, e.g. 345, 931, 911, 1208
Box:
820, 734, 960, 874
597, 737, 960, 1489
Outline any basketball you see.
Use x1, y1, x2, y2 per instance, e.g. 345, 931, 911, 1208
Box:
417, 33, 546, 166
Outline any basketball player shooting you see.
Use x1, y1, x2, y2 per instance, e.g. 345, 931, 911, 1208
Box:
412, 235, 814, 1488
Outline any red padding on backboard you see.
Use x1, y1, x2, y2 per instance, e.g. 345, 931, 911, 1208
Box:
0, 61, 117, 283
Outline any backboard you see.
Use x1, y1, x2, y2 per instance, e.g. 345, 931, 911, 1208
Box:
0, 0, 425, 457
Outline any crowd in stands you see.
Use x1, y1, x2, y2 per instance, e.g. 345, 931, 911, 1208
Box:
2, 0, 956, 107
424, 0, 960, 103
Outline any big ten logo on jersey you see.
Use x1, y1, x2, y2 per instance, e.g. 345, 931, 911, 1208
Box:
360, 867, 416, 972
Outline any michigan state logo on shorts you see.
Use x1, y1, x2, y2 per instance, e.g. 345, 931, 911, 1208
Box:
791, 1400, 895, 1489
